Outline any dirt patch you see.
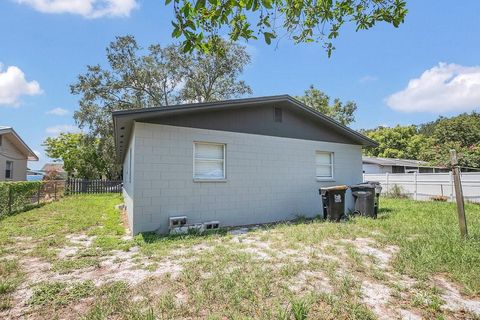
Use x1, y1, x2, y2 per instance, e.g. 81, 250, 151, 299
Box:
435, 277, 480, 315
342, 237, 399, 270
4, 229, 480, 320
65, 234, 96, 247
120, 206, 132, 235
361, 281, 395, 319
1, 232, 187, 320
289, 270, 333, 294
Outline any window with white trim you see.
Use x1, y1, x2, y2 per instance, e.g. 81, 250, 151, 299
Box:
194, 142, 225, 180
316, 151, 334, 180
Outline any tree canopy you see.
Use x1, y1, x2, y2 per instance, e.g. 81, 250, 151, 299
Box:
362, 112, 480, 169
362, 125, 428, 160
71, 35, 252, 178
166, 0, 408, 55
43, 133, 106, 179
296, 85, 357, 125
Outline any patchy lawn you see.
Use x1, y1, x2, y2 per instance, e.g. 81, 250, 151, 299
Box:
0, 195, 480, 319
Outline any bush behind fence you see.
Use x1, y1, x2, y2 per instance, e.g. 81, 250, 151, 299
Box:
0, 180, 65, 218
0, 178, 123, 218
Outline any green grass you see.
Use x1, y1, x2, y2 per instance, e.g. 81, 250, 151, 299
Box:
0, 259, 24, 310
269, 198, 480, 295
0, 194, 124, 251
28, 280, 95, 306
0, 194, 479, 319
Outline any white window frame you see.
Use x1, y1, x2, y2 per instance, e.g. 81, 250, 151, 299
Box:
193, 142, 226, 181
316, 151, 334, 181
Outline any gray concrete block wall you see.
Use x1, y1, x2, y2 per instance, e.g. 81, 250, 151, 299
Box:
128, 122, 363, 234
122, 125, 136, 233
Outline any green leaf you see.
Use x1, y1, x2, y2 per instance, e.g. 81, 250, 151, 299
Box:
165, 0, 172, 5
171, 27, 182, 38
261, 0, 273, 9
263, 32, 274, 45
195, 0, 206, 10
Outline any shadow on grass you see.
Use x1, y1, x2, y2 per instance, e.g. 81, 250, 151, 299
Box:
378, 207, 393, 214
138, 228, 229, 244
0, 203, 47, 220
136, 215, 347, 244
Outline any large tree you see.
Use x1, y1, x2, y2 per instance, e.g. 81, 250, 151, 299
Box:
43, 133, 106, 179
296, 85, 357, 125
166, 0, 407, 55
71, 35, 252, 178
361, 125, 429, 160
362, 113, 480, 169
419, 113, 480, 168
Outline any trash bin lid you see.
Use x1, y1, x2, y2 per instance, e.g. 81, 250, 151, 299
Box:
320, 185, 348, 191
352, 191, 372, 197
351, 183, 375, 189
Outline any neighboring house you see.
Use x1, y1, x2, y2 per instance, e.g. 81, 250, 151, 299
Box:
0, 126, 39, 181
41, 163, 68, 179
362, 156, 451, 174
113, 95, 377, 235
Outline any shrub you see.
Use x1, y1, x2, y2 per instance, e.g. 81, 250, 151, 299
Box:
386, 184, 409, 199
0, 181, 42, 217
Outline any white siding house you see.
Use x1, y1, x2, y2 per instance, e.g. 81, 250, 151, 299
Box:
0, 126, 38, 181
113, 96, 377, 235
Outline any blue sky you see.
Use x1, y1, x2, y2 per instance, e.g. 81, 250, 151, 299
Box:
1, 0, 480, 170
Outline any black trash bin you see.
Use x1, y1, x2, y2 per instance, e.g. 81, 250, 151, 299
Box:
319, 186, 348, 221
351, 183, 382, 218
366, 181, 382, 217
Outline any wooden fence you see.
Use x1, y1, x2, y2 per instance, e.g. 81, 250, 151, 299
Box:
66, 178, 123, 194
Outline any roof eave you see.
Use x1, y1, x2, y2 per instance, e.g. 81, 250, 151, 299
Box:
112, 95, 379, 161
0, 128, 38, 161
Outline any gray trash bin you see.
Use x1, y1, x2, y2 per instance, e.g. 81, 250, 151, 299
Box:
319, 185, 348, 221
351, 183, 378, 218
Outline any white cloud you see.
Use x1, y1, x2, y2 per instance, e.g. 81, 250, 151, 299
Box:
46, 107, 69, 116
386, 63, 480, 113
0, 64, 42, 106
359, 75, 377, 84
16, 0, 137, 18
46, 124, 80, 136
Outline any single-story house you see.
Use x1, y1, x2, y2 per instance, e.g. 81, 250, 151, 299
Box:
0, 126, 39, 181
113, 95, 377, 235
362, 156, 452, 174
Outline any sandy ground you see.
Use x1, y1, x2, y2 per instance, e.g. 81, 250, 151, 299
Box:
2, 228, 480, 319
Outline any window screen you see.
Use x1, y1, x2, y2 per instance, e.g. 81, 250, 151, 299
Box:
194, 142, 225, 180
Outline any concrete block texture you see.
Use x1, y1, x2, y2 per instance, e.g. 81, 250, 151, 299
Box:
124, 122, 363, 234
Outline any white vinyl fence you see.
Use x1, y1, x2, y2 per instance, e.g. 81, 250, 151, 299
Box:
363, 172, 480, 203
